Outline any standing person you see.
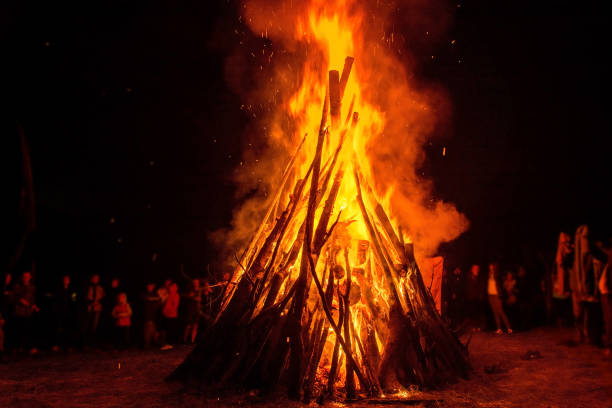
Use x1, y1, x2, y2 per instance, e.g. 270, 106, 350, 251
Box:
0, 311, 5, 362
103, 277, 121, 345
53, 275, 78, 351
111, 293, 132, 350
1, 274, 13, 312
160, 282, 180, 350
1, 273, 13, 352
503, 271, 519, 327
183, 279, 202, 344
445, 267, 465, 327
515, 265, 535, 330
600, 246, 612, 356
487, 263, 512, 334
84, 274, 104, 346
570, 225, 601, 343
465, 264, 486, 331
157, 279, 171, 307
12, 271, 40, 354
142, 283, 161, 348
552, 232, 573, 327
106, 278, 121, 312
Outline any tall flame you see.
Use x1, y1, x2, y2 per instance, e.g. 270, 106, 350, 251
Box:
216, 0, 467, 261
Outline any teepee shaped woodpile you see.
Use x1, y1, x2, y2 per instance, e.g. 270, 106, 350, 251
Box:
170, 57, 470, 401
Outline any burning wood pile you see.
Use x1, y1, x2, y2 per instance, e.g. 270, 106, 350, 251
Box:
170, 55, 470, 401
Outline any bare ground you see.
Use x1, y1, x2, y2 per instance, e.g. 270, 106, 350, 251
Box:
0, 327, 610, 408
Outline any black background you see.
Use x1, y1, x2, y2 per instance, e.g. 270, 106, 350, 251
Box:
4, 0, 611, 291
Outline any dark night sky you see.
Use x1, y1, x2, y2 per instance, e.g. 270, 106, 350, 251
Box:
4, 0, 611, 289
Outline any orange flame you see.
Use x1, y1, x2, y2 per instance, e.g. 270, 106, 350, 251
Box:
214, 0, 468, 386
225, 0, 467, 257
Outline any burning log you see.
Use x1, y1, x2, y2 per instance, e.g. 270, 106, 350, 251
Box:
329, 70, 341, 129
327, 286, 344, 395
339, 56, 354, 99
343, 248, 357, 399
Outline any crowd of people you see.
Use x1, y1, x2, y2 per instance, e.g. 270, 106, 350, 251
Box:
445, 262, 540, 335
2, 224, 611, 362
0, 271, 217, 361
444, 224, 611, 356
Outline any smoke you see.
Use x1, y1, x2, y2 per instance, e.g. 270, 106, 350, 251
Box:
210, 0, 468, 267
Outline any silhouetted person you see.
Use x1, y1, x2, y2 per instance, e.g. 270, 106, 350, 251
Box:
1, 273, 13, 351
487, 263, 512, 334
13, 271, 39, 354
552, 232, 573, 327
83, 274, 104, 346
600, 246, 612, 356
515, 265, 535, 330
183, 279, 202, 344
503, 270, 518, 326
160, 282, 180, 350
0, 311, 5, 362
53, 275, 78, 351
465, 264, 486, 331
445, 267, 465, 327
142, 283, 161, 348
570, 225, 602, 343
111, 293, 132, 350
103, 277, 121, 344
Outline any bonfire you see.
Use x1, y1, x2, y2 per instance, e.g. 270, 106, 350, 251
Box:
171, 0, 470, 402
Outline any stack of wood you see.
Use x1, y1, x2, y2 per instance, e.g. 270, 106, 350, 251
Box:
169, 56, 470, 402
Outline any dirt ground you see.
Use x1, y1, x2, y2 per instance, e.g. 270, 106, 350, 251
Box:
0, 327, 610, 408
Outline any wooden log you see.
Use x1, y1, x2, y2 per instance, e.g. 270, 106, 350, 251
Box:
374, 203, 405, 263
262, 272, 284, 310
329, 70, 341, 129
327, 294, 344, 395
339, 56, 354, 99
343, 249, 356, 399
